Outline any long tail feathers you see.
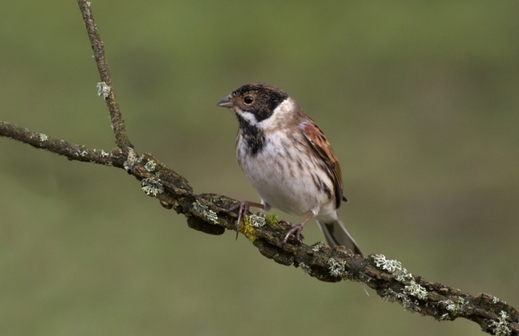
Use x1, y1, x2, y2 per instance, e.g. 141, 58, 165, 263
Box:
316, 217, 363, 257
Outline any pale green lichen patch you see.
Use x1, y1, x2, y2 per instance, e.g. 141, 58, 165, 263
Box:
144, 160, 156, 172
441, 296, 469, 316
439, 313, 451, 321
490, 311, 511, 336
373, 254, 402, 273
372, 254, 412, 281
382, 289, 421, 312
404, 282, 428, 300
141, 177, 164, 196
328, 258, 346, 277
401, 297, 421, 312
381, 288, 400, 303
124, 148, 138, 172
248, 214, 265, 228
311, 242, 324, 252
97, 81, 111, 98
39, 133, 48, 141
192, 200, 219, 225
372, 254, 415, 283
300, 262, 312, 275
372, 254, 429, 311
442, 299, 456, 312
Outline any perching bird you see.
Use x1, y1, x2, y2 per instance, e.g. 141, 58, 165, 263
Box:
217, 83, 362, 256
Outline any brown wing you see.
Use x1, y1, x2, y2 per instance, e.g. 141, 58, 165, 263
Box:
300, 120, 347, 209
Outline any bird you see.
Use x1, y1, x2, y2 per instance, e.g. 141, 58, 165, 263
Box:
217, 82, 362, 256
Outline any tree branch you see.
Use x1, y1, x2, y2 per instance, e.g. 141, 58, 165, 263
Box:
77, 0, 131, 152
0, 1, 517, 335
0, 121, 125, 167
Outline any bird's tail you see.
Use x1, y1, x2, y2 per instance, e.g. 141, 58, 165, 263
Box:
316, 217, 363, 257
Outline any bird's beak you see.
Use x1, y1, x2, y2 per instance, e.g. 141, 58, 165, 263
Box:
217, 95, 233, 108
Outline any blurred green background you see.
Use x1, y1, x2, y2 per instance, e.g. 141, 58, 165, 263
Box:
1, 1, 518, 335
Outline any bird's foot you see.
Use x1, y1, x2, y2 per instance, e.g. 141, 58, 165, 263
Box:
229, 200, 263, 239
281, 220, 305, 245
229, 201, 250, 238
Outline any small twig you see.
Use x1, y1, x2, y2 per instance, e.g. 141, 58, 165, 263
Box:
76, 0, 131, 152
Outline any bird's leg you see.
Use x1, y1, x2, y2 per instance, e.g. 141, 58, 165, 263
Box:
229, 200, 264, 239
281, 211, 315, 245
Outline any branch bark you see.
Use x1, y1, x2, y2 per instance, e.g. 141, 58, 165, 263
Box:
0, 1, 517, 335
77, 0, 131, 152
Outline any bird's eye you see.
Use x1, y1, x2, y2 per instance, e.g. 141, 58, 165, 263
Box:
244, 96, 254, 105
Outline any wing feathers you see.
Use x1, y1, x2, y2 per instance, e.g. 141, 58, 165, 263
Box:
300, 120, 345, 209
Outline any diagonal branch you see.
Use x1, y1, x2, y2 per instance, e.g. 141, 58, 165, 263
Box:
2, 118, 518, 336
0, 1, 518, 335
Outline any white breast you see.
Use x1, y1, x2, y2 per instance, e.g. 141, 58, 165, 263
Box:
237, 130, 334, 217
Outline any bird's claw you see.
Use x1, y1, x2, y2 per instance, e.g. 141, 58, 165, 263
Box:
229, 201, 251, 239
281, 220, 305, 245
